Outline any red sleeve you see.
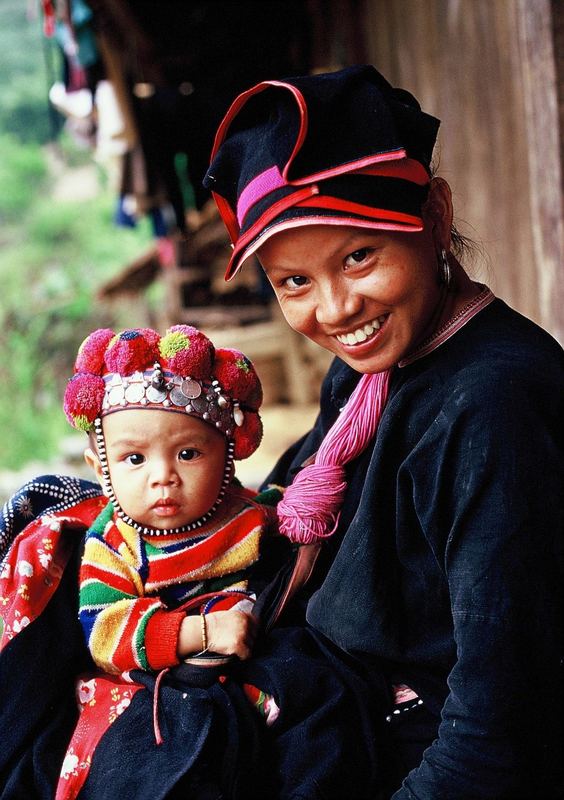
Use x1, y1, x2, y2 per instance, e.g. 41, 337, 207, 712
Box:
144, 609, 185, 669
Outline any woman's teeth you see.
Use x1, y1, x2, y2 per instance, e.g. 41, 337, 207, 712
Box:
336, 316, 386, 346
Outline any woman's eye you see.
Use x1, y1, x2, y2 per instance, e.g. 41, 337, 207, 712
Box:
284, 275, 309, 290
125, 453, 145, 466
344, 248, 372, 268
179, 448, 200, 462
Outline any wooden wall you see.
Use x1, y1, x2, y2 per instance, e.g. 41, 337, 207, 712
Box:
359, 0, 563, 343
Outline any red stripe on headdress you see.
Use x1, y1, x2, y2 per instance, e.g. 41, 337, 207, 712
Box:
295, 195, 423, 227
356, 157, 430, 185
212, 191, 239, 243
286, 148, 408, 184
232, 185, 319, 255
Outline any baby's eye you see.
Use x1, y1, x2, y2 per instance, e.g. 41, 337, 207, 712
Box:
344, 248, 373, 268
284, 275, 309, 290
179, 448, 200, 462
125, 453, 145, 466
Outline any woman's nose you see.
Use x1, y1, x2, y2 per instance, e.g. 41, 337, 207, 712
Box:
315, 281, 362, 327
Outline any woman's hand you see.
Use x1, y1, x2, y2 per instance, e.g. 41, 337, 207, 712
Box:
178, 609, 257, 660
205, 609, 257, 660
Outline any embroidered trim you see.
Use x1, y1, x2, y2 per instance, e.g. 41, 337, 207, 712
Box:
385, 697, 424, 722
0, 476, 101, 564
398, 286, 495, 367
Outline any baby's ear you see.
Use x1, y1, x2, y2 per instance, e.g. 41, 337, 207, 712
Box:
84, 447, 108, 494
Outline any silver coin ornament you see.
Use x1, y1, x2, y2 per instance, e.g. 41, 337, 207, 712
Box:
98, 366, 243, 438
170, 387, 191, 407
146, 385, 167, 403
181, 378, 202, 399
108, 385, 126, 407
191, 395, 209, 414
124, 383, 145, 403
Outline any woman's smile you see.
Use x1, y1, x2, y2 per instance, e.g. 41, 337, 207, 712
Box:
259, 223, 444, 373
334, 314, 389, 347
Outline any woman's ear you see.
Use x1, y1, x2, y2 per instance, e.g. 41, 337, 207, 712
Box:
422, 177, 453, 252
84, 447, 109, 495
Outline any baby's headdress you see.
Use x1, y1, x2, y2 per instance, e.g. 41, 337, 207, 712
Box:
64, 325, 262, 459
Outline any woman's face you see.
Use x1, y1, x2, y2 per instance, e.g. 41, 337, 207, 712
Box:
259, 222, 444, 374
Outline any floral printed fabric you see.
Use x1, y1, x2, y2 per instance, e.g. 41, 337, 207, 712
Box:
0, 496, 106, 650
55, 672, 143, 800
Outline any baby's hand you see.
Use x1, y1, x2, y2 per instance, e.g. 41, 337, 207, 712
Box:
206, 609, 257, 660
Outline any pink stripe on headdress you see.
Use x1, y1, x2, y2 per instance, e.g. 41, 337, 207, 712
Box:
237, 165, 286, 225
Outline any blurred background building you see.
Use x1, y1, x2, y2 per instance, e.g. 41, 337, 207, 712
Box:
0, 0, 562, 496
45, 0, 563, 339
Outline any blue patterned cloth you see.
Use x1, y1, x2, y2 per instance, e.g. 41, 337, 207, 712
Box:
0, 474, 102, 564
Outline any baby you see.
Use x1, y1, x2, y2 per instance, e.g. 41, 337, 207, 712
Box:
0, 323, 382, 800
64, 324, 273, 675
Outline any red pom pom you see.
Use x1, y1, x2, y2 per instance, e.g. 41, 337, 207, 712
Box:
213, 349, 262, 410
159, 325, 214, 379
233, 410, 263, 459
63, 373, 105, 431
105, 329, 160, 375
75, 329, 115, 374
137, 328, 161, 348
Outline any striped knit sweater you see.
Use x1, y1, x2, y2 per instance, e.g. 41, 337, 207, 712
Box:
79, 491, 270, 674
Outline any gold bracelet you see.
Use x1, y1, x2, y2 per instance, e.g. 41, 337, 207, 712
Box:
200, 612, 208, 653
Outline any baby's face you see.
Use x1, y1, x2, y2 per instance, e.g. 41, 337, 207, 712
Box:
93, 409, 227, 530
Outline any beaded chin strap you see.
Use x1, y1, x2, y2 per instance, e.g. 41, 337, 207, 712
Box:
93, 417, 235, 536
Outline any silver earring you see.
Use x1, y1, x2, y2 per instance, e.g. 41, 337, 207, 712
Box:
438, 248, 452, 288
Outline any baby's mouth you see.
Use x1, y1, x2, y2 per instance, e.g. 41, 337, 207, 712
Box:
152, 498, 180, 513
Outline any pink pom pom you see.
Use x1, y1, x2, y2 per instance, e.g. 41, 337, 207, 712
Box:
232, 410, 263, 459
214, 349, 262, 410
105, 329, 160, 374
159, 325, 214, 379
74, 329, 115, 374
277, 464, 347, 543
63, 373, 105, 430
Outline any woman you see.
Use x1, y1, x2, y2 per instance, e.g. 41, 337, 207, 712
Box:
0, 65, 561, 800
204, 65, 563, 798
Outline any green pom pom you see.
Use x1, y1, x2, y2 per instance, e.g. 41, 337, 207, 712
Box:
160, 331, 190, 359
73, 414, 94, 432
235, 357, 250, 373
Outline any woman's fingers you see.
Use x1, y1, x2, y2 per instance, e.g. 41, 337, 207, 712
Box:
206, 610, 257, 659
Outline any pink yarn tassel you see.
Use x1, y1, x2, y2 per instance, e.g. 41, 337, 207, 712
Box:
278, 369, 391, 543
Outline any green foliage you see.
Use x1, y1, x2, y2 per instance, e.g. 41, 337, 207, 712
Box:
0, 137, 153, 470
0, 0, 61, 144
0, 135, 48, 220
0, 5, 158, 472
